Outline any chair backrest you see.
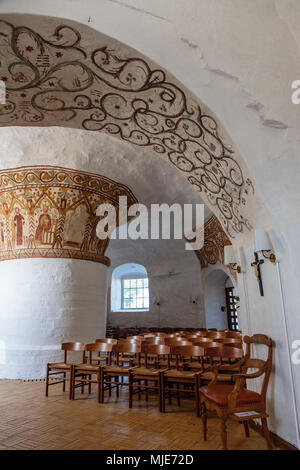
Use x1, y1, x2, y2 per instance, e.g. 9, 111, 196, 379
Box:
165, 339, 192, 346
205, 346, 243, 360
242, 334, 273, 400
113, 343, 142, 354
112, 342, 142, 366
61, 342, 86, 363
206, 331, 226, 338
193, 331, 208, 337
166, 336, 190, 344
96, 338, 118, 344
86, 342, 113, 352
118, 338, 141, 344
225, 331, 242, 339
191, 337, 214, 344
127, 336, 145, 341
144, 338, 166, 345
86, 342, 113, 364
215, 338, 243, 348
170, 345, 205, 369
141, 343, 170, 368
141, 343, 170, 355
192, 340, 220, 349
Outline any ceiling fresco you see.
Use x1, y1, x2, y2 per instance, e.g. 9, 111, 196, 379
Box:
0, 14, 255, 238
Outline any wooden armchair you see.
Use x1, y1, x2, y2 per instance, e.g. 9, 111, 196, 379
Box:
198, 334, 273, 450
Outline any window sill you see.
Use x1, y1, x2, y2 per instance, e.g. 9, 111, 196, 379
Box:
111, 309, 150, 313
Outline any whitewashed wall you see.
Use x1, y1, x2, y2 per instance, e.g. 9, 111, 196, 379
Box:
106, 238, 205, 329
0, 258, 108, 379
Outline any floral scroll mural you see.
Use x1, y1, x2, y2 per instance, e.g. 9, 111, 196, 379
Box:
195, 214, 232, 269
0, 166, 137, 264
0, 15, 254, 238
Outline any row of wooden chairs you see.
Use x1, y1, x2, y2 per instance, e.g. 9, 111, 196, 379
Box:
107, 327, 242, 339
45, 334, 273, 449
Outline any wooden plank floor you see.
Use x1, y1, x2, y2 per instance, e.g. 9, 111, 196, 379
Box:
0, 380, 277, 450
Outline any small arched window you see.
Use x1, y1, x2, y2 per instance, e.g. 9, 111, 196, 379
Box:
111, 263, 150, 312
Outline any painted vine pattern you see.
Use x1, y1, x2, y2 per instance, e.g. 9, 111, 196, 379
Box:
195, 214, 232, 269
0, 19, 254, 237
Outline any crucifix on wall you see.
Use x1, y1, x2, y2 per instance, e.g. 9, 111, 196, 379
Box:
251, 252, 264, 296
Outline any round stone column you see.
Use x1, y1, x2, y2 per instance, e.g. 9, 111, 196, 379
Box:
0, 166, 137, 379
0, 258, 108, 379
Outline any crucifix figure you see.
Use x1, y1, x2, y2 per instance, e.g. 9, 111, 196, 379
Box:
251, 252, 264, 296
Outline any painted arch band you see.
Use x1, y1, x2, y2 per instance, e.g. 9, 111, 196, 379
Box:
0, 166, 138, 264
0, 14, 255, 238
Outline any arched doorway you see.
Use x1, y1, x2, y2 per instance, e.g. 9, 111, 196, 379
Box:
204, 268, 238, 330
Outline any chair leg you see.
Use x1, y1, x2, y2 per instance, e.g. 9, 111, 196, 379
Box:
220, 418, 228, 450
261, 417, 273, 450
69, 366, 74, 400
195, 375, 201, 417
145, 379, 148, 401
243, 421, 250, 437
176, 382, 180, 407
100, 367, 104, 404
88, 374, 92, 395
97, 369, 101, 403
129, 372, 133, 409
116, 376, 119, 397
202, 402, 207, 441
63, 372, 66, 392
168, 382, 172, 405
45, 365, 49, 397
159, 372, 165, 413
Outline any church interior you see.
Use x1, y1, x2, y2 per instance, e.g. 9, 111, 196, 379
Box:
0, 0, 300, 452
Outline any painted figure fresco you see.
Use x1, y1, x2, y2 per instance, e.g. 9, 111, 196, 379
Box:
0, 166, 137, 264
13, 207, 25, 246
35, 203, 52, 244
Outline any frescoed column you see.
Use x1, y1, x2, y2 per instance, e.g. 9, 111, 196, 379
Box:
0, 166, 137, 378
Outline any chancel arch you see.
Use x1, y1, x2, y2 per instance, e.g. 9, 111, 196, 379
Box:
0, 13, 270, 241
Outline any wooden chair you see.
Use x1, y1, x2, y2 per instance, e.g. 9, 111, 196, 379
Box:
100, 342, 142, 405
225, 331, 242, 339
94, 338, 118, 364
190, 337, 215, 345
197, 346, 244, 384
206, 331, 227, 339
186, 340, 221, 371
95, 338, 118, 344
129, 344, 170, 411
161, 345, 204, 413
71, 343, 113, 402
198, 334, 273, 450
45, 342, 86, 399
165, 338, 191, 346
215, 338, 243, 348
127, 335, 145, 341
144, 337, 166, 344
